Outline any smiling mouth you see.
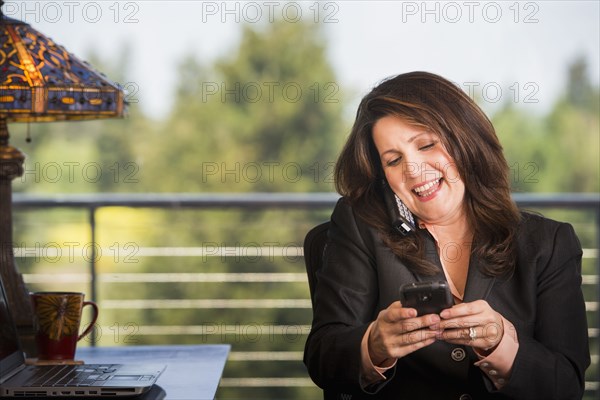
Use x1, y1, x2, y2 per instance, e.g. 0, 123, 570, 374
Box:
412, 178, 442, 197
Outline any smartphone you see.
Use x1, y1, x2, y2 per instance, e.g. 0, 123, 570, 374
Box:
399, 281, 453, 316
381, 179, 416, 236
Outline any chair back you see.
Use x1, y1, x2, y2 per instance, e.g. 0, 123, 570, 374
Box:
304, 222, 342, 400
303, 222, 330, 306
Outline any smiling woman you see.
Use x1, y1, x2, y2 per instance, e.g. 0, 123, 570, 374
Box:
335, 72, 520, 278
304, 71, 591, 399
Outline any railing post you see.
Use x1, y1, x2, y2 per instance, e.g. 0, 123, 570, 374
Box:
89, 206, 97, 346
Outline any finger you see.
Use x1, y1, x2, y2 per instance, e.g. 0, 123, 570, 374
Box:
439, 313, 501, 331
438, 326, 477, 344
439, 325, 502, 349
439, 302, 501, 330
437, 326, 468, 343
438, 318, 478, 330
391, 337, 437, 359
399, 328, 440, 347
382, 302, 417, 323
380, 314, 442, 342
381, 314, 440, 338
440, 301, 484, 319
404, 314, 441, 332
371, 323, 440, 361
386, 304, 441, 325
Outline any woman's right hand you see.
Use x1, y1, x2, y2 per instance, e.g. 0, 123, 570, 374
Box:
368, 301, 441, 366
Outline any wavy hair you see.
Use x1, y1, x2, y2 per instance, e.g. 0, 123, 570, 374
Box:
335, 71, 520, 276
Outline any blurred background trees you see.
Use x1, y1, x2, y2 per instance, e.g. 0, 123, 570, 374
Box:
12, 45, 598, 196
493, 56, 599, 194
131, 20, 345, 194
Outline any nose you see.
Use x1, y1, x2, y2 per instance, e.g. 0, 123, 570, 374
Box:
402, 159, 421, 178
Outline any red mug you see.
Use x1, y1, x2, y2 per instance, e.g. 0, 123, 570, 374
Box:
30, 292, 99, 360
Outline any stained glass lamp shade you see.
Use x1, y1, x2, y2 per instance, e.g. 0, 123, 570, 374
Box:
0, 0, 126, 353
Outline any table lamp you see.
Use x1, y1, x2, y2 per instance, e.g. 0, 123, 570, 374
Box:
0, 0, 126, 353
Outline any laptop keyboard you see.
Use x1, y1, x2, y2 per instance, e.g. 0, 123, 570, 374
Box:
24, 364, 118, 387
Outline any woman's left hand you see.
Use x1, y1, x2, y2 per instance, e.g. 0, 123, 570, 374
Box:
437, 300, 504, 354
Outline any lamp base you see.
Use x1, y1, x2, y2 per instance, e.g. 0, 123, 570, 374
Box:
0, 118, 36, 357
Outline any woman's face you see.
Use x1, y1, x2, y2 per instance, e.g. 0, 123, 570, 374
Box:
372, 115, 466, 226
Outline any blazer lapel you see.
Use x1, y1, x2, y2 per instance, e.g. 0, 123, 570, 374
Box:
417, 234, 447, 283
463, 254, 496, 303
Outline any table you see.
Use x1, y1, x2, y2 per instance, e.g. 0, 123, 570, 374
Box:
76, 344, 231, 400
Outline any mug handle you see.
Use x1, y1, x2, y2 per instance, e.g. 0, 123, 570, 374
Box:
77, 301, 99, 341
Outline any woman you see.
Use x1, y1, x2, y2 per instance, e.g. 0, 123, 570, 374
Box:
304, 72, 590, 399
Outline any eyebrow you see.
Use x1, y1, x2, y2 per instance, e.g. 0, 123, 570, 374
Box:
408, 132, 428, 143
379, 132, 429, 157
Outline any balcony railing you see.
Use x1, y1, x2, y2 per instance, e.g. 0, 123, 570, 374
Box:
12, 192, 600, 399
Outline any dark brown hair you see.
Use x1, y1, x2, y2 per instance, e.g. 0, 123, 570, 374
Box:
335, 71, 520, 276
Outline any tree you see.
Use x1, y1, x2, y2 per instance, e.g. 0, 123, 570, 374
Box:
140, 20, 346, 193
544, 58, 599, 192
492, 57, 599, 193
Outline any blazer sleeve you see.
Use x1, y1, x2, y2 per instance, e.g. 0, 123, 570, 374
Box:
500, 221, 590, 399
303, 199, 394, 393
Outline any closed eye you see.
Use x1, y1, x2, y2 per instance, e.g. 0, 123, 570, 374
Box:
419, 141, 437, 151
386, 157, 402, 166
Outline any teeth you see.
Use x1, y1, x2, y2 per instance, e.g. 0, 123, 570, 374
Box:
413, 179, 441, 196
414, 179, 440, 193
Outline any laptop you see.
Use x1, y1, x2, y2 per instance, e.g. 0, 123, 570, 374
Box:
0, 276, 166, 397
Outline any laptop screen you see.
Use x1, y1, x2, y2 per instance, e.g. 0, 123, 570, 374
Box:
0, 277, 25, 376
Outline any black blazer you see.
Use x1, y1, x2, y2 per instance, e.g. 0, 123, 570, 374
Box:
304, 198, 590, 400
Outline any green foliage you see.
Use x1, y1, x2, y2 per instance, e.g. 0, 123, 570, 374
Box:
492, 57, 599, 193
139, 20, 345, 193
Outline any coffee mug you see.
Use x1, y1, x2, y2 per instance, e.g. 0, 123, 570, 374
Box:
30, 292, 99, 360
